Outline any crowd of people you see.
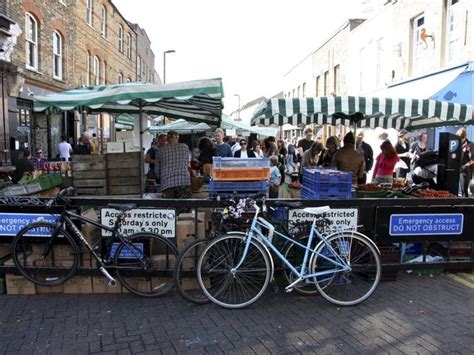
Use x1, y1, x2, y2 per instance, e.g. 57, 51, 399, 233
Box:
146, 126, 474, 199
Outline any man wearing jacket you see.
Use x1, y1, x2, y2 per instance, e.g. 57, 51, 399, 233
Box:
356, 131, 374, 184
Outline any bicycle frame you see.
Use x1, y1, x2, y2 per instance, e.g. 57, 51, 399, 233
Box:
232, 203, 351, 283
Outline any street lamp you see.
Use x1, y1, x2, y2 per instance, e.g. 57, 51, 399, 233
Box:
234, 94, 241, 121
163, 49, 176, 84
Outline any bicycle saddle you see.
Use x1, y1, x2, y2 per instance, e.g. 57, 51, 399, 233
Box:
303, 206, 331, 215
107, 203, 136, 211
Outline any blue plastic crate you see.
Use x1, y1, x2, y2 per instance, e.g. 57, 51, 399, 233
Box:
303, 168, 352, 185
212, 157, 270, 169
209, 180, 269, 192
301, 186, 352, 200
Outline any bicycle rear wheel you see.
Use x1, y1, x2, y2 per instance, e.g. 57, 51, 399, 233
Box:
311, 232, 381, 306
173, 238, 210, 304
197, 234, 271, 309
114, 233, 177, 297
11, 222, 79, 286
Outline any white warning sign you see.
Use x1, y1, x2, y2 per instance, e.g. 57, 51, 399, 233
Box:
288, 208, 358, 235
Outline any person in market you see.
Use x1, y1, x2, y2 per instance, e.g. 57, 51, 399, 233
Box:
411, 150, 438, 189
394, 129, 412, 179
356, 131, 374, 184
297, 128, 314, 153
456, 127, 473, 197
263, 136, 278, 157
90, 133, 99, 154
231, 138, 241, 156
319, 135, 340, 167
197, 136, 218, 182
285, 140, 298, 173
214, 128, 232, 157
331, 132, 364, 185
410, 131, 429, 166
234, 139, 256, 158
155, 131, 192, 199
252, 140, 264, 158
276, 139, 287, 183
372, 140, 399, 185
74, 132, 92, 155
301, 141, 324, 171
32, 147, 47, 171
12, 149, 34, 184
58, 133, 73, 162
268, 155, 282, 198
145, 133, 166, 183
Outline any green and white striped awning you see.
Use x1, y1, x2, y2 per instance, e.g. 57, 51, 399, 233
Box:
34, 78, 224, 125
251, 96, 474, 130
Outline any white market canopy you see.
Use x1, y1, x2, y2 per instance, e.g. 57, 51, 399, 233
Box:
221, 116, 278, 137
251, 96, 474, 130
34, 78, 224, 125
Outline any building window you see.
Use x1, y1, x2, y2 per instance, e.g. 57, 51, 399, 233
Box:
25, 13, 38, 70
18, 108, 31, 127
86, 0, 93, 26
93, 56, 100, 85
126, 33, 132, 59
103, 61, 107, 84
323, 71, 329, 96
118, 25, 123, 52
118, 73, 123, 84
446, 0, 463, 64
412, 13, 425, 74
53, 31, 62, 80
315, 76, 320, 96
297, 86, 300, 97
292, 89, 295, 98
302, 82, 306, 97
333, 65, 340, 95
137, 55, 141, 80
85, 51, 91, 86
100, 5, 107, 37
126, 78, 131, 83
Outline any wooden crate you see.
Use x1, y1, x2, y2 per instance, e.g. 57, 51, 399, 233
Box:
106, 152, 141, 195
72, 155, 107, 195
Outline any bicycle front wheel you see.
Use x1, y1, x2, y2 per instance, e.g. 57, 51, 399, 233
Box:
311, 232, 381, 306
11, 222, 79, 286
114, 233, 177, 297
197, 234, 271, 309
173, 238, 210, 304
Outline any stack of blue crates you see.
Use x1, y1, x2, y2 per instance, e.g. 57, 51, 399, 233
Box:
301, 168, 352, 200
209, 157, 270, 198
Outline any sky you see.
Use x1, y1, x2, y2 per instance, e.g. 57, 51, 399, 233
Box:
113, 0, 362, 115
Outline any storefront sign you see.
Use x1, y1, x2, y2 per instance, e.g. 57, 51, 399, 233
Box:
100, 208, 176, 238
389, 213, 464, 236
288, 208, 358, 235
0, 213, 58, 237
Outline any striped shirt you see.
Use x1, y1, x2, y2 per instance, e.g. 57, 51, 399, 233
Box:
156, 142, 190, 191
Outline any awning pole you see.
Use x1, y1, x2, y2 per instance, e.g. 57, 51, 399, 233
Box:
139, 105, 144, 195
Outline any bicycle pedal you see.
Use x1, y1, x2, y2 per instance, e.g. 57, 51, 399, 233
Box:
107, 280, 118, 287
285, 288, 293, 293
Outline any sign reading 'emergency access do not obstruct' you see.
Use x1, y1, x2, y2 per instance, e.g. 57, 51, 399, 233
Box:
389, 213, 464, 236
100, 208, 176, 238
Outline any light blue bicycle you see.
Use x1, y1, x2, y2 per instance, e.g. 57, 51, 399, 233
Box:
197, 198, 381, 308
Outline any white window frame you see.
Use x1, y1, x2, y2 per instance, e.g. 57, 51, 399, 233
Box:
118, 25, 123, 52
86, 0, 93, 26
126, 33, 132, 59
86, 51, 91, 86
446, 0, 462, 64
411, 14, 425, 74
103, 61, 107, 84
100, 5, 107, 37
25, 13, 38, 71
137, 55, 141, 80
118, 73, 123, 84
93, 56, 100, 85
53, 31, 62, 80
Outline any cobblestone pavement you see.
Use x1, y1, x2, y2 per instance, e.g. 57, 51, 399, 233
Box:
0, 273, 473, 354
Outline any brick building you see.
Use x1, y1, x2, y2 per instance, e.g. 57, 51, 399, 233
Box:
3, 0, 156, 163
132, 23, 159, 84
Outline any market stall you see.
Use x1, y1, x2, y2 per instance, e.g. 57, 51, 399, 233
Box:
33, 78, 225, 193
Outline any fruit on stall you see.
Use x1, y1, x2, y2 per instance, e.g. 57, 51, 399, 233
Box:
288, 181, 302, 189
412, 189, 456, 198
357, 183, 381, 191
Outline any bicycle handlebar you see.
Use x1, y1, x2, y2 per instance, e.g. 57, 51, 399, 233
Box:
46, 186, 74, 209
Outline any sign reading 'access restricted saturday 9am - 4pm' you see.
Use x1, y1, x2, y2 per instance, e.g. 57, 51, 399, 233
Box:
389, 213, 464, 236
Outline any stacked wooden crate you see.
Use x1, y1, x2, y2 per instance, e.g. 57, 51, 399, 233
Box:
71, 155, 107, 195
106, 152, 141, 195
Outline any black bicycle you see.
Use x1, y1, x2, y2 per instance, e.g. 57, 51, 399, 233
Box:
11, 187, 178, 297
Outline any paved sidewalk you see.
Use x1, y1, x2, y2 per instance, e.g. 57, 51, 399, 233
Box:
0, 273, 473, 354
